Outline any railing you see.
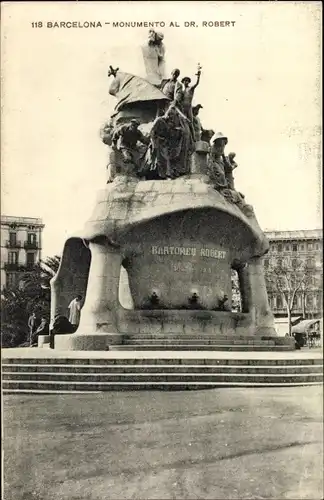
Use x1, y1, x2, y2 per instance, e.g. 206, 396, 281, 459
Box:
3, 262, 38, 271
24, 241, 39, 249
3, 263, 22, 271
5, 240, 22, 248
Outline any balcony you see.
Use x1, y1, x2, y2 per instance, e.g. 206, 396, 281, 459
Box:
3, 263, 22, 271
24, 241, 39, 249
5, 240, 22, 248
3, 262, 37, 272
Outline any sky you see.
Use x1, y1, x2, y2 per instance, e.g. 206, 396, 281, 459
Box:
1, 1, 322, 258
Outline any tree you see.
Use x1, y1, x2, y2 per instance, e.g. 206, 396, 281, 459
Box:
265, 257, 312, 336
1, 255, 61, 347
1, 288, 32, 347
21, 255, 61, 292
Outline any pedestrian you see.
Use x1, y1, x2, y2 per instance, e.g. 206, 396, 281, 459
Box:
68, 295, 83, 327
31, 317, 47, 347
28, 312, 37, 346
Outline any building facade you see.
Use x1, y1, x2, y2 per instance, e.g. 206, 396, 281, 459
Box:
1, 216, 45, 290
264, 229, 322, 319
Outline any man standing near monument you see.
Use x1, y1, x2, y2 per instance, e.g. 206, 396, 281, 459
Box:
68, 295, 83, 328
28, 312, 37, 346
30, 317, 48, 347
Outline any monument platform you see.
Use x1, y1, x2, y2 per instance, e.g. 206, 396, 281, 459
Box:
2, 347, 322, 393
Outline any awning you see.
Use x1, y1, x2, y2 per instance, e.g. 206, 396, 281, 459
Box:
291, 319, 321, 334
275, 316, 301, 325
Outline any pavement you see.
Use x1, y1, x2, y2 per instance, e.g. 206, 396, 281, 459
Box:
2, 385, 323, 500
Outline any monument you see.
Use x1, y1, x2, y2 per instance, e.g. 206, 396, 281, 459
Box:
51, 31, 294, 351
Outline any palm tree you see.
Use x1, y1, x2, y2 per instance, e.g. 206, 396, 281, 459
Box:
1, 255, 61, 347
1, 288, 32, 347
21, 255, 61, 292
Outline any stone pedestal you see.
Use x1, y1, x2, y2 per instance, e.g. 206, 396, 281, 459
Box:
51, 176, 292, 351
190, 141, 209, 179
37, 335, 50, 348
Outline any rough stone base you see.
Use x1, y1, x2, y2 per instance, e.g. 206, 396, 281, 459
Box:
52, 311, 294, 352
54, 333, 123, 351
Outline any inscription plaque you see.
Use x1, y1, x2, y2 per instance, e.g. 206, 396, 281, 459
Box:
126, 240, 232, 309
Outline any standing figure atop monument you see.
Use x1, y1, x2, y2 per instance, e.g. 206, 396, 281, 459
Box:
225, 152, 238, 190
192, 104, 203, 141
175, 64, 202, 122
160, 68, 182, 102
207, 132, 229, 190
141, 30, 166, 86
208, 135, 247, 212
143, 105, 194, 179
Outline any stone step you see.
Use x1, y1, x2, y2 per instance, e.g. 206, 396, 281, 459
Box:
110, 344, 293, 351
123, 334, 262, 341
2, 379, 322, 393
123, 339, 275, 346
3, 357, 322, 366
3, 372, 322, 384
3, 363, 322, 374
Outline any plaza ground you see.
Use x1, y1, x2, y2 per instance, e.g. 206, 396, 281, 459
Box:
3, 385, 323, 500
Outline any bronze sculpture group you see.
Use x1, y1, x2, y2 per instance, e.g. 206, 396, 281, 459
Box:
100, 30, 249, 214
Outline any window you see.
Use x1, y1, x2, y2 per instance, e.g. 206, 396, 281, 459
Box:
264, 259, 269, 268
299, 244, 304, 251
306, 293, 314, 309
277, 244, 283, 252
292, 244, 298, 252
291, 258, 298, 268
285, 244, 290, 251
307, 243, 313, 250
27, 233, 37, 244
277, 295, 283, 309
315, 243, 319, 251
306, 257, 315, 268
26, 252, 35, 267
315, 293, 322, 308
9, 232, 17, 246
8, 252, 18, 264
7, 273, 17, 288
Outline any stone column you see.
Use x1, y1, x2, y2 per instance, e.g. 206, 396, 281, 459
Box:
78, 242, 121, 332
239, 257, 276, 336
61, 241, 123, 350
